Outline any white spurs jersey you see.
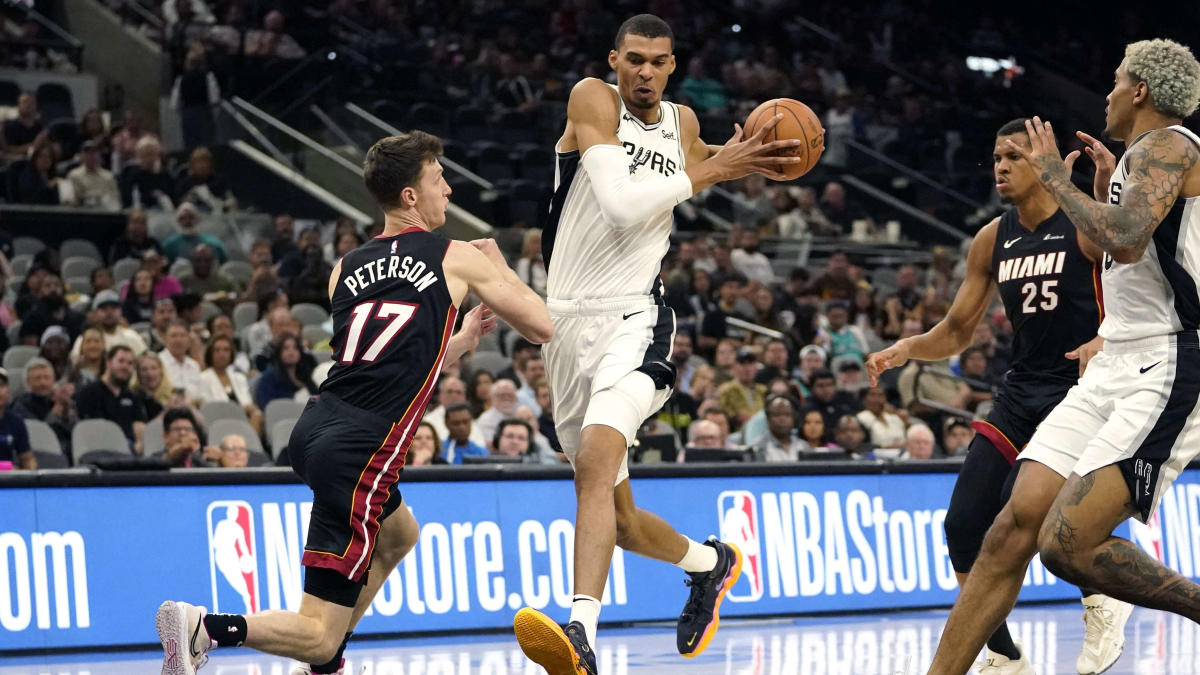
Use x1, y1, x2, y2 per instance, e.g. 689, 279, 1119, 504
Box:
1099, 124, 1200, 342
543, 84, 686, 301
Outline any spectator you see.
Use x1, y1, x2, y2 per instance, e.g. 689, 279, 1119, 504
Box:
882, 266, 923, 339
958, 345, 996, 412
251, 306, 301, 371
754, 338, 791, 385
161, 202, 228, 263
158, 319, 202, 402
441, 402, 488, 464
515, 229, 546, 296
670, 331, 704, 395
39, 325, 74, 382
834, 415, 873, 458
803, 368, 862, 431
899, 424, 937, 460
943, 416, 975, 457
493, 418, 538, 462
712, 338, 739, 385
497, 338, 539, 385
689, 364, 717, 402
680, 57, 726, 114
0, 368, 33, 470
254, 333, 315, 408
835, 358, 869, 395
730, 229, 775, 285
426, 375, 471, 439
732, 176, 775, 231
686, 419, 725, 448
122, 269, 157, 324
139, 297, 177, 352
76, 290, 148, 356
717, 347, 767, 430
13, 143, 61, 205
476, 379, 520, 450
534, 377, 559, 452
750, 395, 809, 462
406, 422, 444, 466
75, 345, 147, 453
3, 92, 44, 157
158, 408, 213, 468
822, 89, 865, 168
329, 230, 363, 266
245, 11, 306, 59
244, 290, 289, 358
175, 147, 234, 212
132, 351, 174, 420
197, 335, 262, 434
897, 352, 972, 422
795, 344, 828, 394
10, 358, 74, 458
71, 326, 106, 384
170, 46, 220, 151
66, 140, 120, 210
799, 409, 837, 452
513, 405, 558, 464
162, 0, 216, 29
467, 370, 494, 417
807, 251, 857, 301
20, 273, 86, 344
783, 186, 836, 238
697, 275, 747, 356
178, 244, 239, 297
91, 267, 113, 297
285, 243, 332, 310
110, 110, 156, 173
515, 353, 544, 416
206, 314, 251, 374
820, 181, 869, 235
119, 136, 175, 209
748, 286, 786, 333
212, 434, 250, 468
79, 109, 110, 159
269, 214, 297, 262
108, 209, 163, 263
494, 53, 539, 115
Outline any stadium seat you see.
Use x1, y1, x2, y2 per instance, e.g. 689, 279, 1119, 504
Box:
232, 302, 258, 333
169, 259, 193, 278
60, 238, 103, 260
200, 399, 247, 424
370, 99, 407, 127
269, 418, 298, 458
473, 141, 515, 181
10, 254, 32, 278
143, 417, 164, 456
72, 419, 131, 457
471, 351, 510, 377
264, 398, 304, 436
512, 143, 553, 182
36, 83, 74, 121
33, 451, 69, 468
25, 419, 62, 456
407, 102, 449, 137
302, 324, 331, 346
8, 367, 24, 396
47, 118, 81, 159
0, 80, 19, 106
452, 104, 490, 142
65, 276, 92, 295
6, 322, 20, 347
3, 345, 39, 369
219, 260, 253, 286
312, 348, 333, 364
290, 303, 329, 326
13, 236, 44, 256
208, 418, 263, 453
61, 256, 100, 279
112, 257, 141, 284
495, 110, 537, 143
198, 301, 222, 322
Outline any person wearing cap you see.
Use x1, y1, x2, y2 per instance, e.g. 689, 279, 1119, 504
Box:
66, 139, 120, 210
943, 416, 975, 458
716, 347, 767, 430
161, 202, 228, 264
0, 368, 34, 470
794, 343, 828, 397
10, 357, 75, 457
38, 325, 73, 381
70, 289, 147, 359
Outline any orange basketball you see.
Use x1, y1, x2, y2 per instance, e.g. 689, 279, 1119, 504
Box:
743, 98, 825, 180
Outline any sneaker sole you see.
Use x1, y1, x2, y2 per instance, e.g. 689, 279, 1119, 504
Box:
682, 542, 744, 659
156, 601, 194, 675
514, 607, 586, 675
1079, 601, 1133, 675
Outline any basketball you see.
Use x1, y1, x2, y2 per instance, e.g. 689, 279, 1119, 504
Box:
743, 98, 825, 180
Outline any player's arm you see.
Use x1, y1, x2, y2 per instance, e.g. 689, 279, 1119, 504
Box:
445, 240, 553, 344
569, 79, 800, 229
866, 219, 998, 385
442, 304, 497, 368
327, 259, 342, 301
1010, 118, 1199, 263
678, 105, 718, 165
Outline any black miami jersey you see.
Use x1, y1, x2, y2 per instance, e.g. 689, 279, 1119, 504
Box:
320, 227, 458, 421
991, 208, 1103, 386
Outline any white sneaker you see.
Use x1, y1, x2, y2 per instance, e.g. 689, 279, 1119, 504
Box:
1077, 594, 1133, 674
289, 662, 345, 675
156, 601, 213, 675
976, 641, 1035, 674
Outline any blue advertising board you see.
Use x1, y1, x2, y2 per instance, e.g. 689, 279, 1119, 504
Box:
3, 469, 1200, 651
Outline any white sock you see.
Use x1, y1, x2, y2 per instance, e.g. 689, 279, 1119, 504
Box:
675, 538, 718, 573
569, 594, 600, 647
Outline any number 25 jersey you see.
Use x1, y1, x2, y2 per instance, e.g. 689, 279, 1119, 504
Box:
321, 227, 458, 420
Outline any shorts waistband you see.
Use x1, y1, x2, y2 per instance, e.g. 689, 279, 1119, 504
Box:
315, 391, 396, 431
1103, 330, 1200, 354
546, 294, 658, 316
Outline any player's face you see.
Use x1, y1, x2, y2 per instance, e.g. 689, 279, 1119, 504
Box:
1104, 61, 1138, 141
609, 35, 675, 111
993, 134, 1036, 204
411, 159, 452, 229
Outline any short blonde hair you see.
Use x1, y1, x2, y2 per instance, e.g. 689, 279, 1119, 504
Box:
1125, 39, 1200, 119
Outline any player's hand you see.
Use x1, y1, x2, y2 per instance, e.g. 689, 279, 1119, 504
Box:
1077, 131, 1117, 201
1005, 117, 1071, 188
1065, 336, 1103, 376
458, 303, 497, 350
865, 341, 910, 386
713, 114, 804, 182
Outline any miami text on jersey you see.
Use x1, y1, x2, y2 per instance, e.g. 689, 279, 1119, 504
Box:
997, 251, 1067, 283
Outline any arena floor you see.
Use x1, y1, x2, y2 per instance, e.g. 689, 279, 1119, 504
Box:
2, 602, 1197, 675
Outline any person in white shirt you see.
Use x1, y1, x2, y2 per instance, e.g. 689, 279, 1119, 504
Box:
66, 140, 120, 210
72, 290, 147, 358
476, 379, 519, 451
159, 318, 203, 403
855, 385, 907, 449
196, 335, 263, 434
729, 229, 775, 285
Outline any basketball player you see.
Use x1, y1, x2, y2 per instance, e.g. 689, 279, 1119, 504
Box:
868, 117, 1133, 674
929, 38, 1200, 675
155, 130, 553, 675
512, 14, 804, 675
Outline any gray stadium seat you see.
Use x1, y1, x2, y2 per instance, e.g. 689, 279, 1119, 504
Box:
232, 302, 258, 332
59, 238, 102, 261
200, 399, 247, 424
7, 367, 24, 396
10, 254, 31, 278
302, 324, 331, 346
470, 351, 511, 377
264, 398, 304, 436
112, 257, 141, 284
199, 301, 222, 322
62, 256, 100, 279
169, 259, 192, 278
72, 419, 131, 457
33, 451, 69, 468
25, 418, 62, 456
65, 276, 92, 295
312, 348, 333, 364
219, 261, 253, 286
143, 417, 164, 456
3, 345, 39, 369
269, 418, 298, 458
4, 321, 17, 347
13, 236, 44, 256
208, 418, 263, 453
290, 303, 329, 326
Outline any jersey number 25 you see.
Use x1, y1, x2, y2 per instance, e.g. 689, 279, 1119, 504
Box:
1020, 280, 1058, 314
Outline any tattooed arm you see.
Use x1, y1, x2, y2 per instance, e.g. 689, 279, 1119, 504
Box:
1007, 118, 1199, 264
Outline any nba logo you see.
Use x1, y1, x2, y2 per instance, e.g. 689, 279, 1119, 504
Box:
1129, 510, 1165, 562
717, 490, 763, 602
207, 500, 260, 614
390, 240, 398, 255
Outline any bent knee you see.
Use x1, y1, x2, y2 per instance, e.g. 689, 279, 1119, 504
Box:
979, 507, 1038, 560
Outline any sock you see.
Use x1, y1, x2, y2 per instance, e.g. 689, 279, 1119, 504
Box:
985, 622, 1020, 660
202, 613, 247, 648
311, 631, 352, 673
569, 595, 600, 648
675, 538, 718, 574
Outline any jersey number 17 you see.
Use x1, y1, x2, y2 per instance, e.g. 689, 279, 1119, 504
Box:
340, 300, 418, 363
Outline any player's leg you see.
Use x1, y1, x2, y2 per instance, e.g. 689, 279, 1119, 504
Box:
1038, 465, 1200, 622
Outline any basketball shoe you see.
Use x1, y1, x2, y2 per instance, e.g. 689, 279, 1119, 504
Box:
156, 601, 212, 675
514, 608, 597, 674
677, 538, 743, 657
289, 662, 365, 675
1077, 594, 1132, 674
976, 640, 1034, 674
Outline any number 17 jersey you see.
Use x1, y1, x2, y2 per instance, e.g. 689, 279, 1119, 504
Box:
321, 227, 458, 421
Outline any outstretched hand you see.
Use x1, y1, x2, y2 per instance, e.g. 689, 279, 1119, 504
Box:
714, 114, 805, 182
865, 341, 911, 387
1005, 117, 1075, 189
1076, 130, 1117, 201
459, 303, 497, 351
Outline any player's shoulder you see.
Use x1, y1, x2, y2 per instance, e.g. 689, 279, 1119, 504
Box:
1129, 127, 1200, 169
674, 102, 700, 133
569, 77, 619, 105
975, 216, 1001, 247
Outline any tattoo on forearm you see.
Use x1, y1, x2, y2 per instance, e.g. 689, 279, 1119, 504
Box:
1038, 131, 1198, 257
1093, 538, 1200, 612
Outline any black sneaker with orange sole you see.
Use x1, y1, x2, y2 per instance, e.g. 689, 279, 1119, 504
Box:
677, 538, 743, 657
514, 608, 597, 675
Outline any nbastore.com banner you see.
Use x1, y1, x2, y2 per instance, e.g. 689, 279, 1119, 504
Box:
3, 470, 1200, 651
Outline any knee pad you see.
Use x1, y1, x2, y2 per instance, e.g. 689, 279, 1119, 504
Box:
582, 371, 658, 447
304, 565, 365, 608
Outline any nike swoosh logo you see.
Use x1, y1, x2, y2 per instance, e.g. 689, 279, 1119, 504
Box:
1003, 237, 1021, 248
1140, 361, 1162, 374
622, 311, 644, 320
686, 634, 697, 647
1043, 233, 1065, 240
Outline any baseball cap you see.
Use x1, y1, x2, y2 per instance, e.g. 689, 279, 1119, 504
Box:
176, 202, 199, 219
40, 325, 69, 346
92, 289, 120, 309
0, 368, 9, 384
799, 344, 828, 362
81, 139, 101, 151
735, 347, 758, 364
945, 416, 973, 433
